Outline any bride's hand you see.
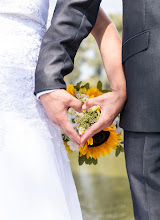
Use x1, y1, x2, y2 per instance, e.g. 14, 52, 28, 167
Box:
80, 89, 126, 146
39, 89, 82, 147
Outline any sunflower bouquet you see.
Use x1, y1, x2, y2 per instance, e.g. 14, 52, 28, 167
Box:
62, 81, 124, 165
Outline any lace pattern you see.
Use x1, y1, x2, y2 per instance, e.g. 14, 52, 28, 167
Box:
0, 0, 69, 160
0, 0, 49, 26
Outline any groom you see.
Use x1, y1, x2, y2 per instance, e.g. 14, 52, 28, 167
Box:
35, 0, 160, 219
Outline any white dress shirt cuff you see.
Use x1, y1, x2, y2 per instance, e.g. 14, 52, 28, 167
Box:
36, 89, 59, 101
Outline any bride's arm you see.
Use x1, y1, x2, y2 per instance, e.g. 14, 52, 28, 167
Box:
81, 8, 127, 145
91, 7, 126, 97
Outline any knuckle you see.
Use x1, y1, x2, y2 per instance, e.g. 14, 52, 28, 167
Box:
86, 100, 91, 106
53, 115, 60, 122
101, 96, 106, 102
50, 117, 56, 123
76, 101, 82, 108
105, 119, 110, 125
51, 119, 58, 126
78, 100, 82, 106
104, 117, 109, 124
103, 115, 111, 124
108, 122, 112, 127
66, 95, 72, 103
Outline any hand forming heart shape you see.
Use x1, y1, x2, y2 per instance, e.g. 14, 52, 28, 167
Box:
40, 89, 126, 148
79, 91, 126, 146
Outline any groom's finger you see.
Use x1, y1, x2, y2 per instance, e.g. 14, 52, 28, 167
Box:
59, 124, 80, 147
69, 97, 83, 113
80, 116, 113, 146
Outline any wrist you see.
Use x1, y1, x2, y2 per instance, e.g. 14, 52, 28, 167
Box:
39, 89, 64, 102
112, 87, 127, 101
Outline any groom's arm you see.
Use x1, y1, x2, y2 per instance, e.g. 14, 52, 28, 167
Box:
34, 0, 102, 95
34, 0, 101, 146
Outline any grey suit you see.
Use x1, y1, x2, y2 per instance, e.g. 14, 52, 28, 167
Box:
121, 1, 160, 219
34, 0, 160, 219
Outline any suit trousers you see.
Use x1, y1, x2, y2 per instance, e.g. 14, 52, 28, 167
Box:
124, 131, 160, 220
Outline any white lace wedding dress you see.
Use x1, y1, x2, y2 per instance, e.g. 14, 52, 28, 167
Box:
0, 0, 83, 219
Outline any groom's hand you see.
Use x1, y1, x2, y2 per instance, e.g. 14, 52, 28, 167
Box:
80, 90, 126, 146
39, 90, 82, 147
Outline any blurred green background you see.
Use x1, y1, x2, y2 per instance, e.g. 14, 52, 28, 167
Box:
65, 14, 134, 220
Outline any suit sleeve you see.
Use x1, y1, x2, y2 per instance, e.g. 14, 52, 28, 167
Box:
34, 0, 102, 95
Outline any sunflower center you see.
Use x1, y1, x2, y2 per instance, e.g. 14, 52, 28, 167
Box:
88, 131, 110, 147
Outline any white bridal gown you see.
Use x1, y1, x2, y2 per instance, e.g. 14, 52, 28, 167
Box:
0, 0, 83, 219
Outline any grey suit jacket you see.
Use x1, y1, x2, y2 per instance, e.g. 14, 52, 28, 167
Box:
120, 0, 160, 132
34, 0, 101, 94
35, 0, 160, 132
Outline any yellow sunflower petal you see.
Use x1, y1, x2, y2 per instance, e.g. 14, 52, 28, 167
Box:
91, 151, 97, 160
67, 84, 75, 96
93, 147, 101, 158
79, 142, 88, 155
99, 147, 106, 157
87, 137, 93, 146
86, 151, 91, 159
64, 141, 73, 154
87, 87, 100, 98
79, 87, 87, 94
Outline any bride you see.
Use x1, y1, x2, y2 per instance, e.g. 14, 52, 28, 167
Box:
0, 0, 83, 219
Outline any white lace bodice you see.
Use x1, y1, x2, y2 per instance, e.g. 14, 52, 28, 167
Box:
0, 0, 49, 68
0, 0, 64, 140
0, 0, 49, 25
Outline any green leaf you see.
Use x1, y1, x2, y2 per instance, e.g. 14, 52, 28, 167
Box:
115, 147, 121, 157
120, 145, 124, 152
92, 158, 98, 165
102, 89, 111, 93
85, 159, 89, 165
78, 155, 86, 166
74, 81, 82, 91
82, 83, 90, 90
97, 81, 102, 91
80, 156, 98, 165
88, 157, 93, 165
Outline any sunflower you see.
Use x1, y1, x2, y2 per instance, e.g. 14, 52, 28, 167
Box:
87, 87, 101, 98
79, 125, 122, 160
79, 87, 87, 95
67, 84, 75, 96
